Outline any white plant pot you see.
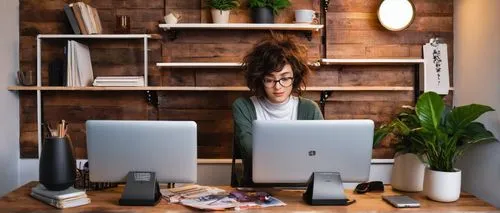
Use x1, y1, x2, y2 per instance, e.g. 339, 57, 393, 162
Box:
424, 168, 461, 202
211, 9, 230, 24
391, 153, 425, 192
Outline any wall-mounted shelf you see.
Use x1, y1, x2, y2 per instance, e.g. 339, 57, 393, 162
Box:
159, 23, 324, 31
320, 58, 424, 65
37, 34, 161, 39
8, 86, 417, 91
158, 23, 324, 41
156, 62, 241, 68
156, 62, 321, 68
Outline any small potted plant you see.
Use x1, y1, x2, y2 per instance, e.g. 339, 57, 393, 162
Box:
374, 105, 427, 192
206, 0, 240, 24
414, 92, 496, 202
248, 0, 291, 23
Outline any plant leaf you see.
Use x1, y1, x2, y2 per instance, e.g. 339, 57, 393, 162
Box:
460, 122, 499, 145
416, 92, 445, 131
446, 104, 494, 131
373, 125, 390, 147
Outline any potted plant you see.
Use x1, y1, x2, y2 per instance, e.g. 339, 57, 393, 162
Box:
206, 0, 240, 24
414, 92, 496, 202
248, 0, 291, 23
374, 106, 427, 192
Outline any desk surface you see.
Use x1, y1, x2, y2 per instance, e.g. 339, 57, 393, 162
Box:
0, 182, 497, 212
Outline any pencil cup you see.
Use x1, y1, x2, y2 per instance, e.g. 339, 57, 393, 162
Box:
39, 137, 76, 191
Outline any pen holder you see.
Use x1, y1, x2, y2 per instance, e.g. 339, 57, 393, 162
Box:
39, 136, 76, 191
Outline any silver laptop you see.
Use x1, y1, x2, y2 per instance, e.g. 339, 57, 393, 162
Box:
252, 119, 374, 183
86, 120, 197, 183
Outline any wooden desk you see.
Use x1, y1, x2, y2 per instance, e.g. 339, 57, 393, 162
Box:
0, 182, 497, 212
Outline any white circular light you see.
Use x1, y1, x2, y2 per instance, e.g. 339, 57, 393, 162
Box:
378, 0, 415, 31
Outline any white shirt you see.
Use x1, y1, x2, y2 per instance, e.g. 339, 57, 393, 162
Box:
250, 96, 299, 120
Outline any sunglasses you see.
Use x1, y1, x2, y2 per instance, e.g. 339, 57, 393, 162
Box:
354, 181, 385, 194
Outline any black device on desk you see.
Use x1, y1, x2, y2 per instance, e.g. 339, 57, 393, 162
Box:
302, 172, 355, 205
119, 172, 161, 206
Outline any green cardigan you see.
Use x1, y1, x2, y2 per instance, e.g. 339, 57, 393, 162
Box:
232, 96, 323, 183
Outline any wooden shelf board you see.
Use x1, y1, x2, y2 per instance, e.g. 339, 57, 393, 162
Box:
37, 34, 156, 39
321, 58, 425, 65
8, 86, 419, 91
157, 62, 321, 68
158, 23, 324, 31
156, 62, 241, 68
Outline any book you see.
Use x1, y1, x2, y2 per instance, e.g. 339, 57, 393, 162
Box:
70, 3, 88, 35
63, 4, 81, 34
77, 2, 94, 34
91, 7, 103, 34
93, 76, 145, 87
30, 191, 90, 209
73, 41, 94, 86
31, 184, 86, 200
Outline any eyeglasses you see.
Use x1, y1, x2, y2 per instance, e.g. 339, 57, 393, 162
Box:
354, 181, 384, 194
262, 77, 294, 88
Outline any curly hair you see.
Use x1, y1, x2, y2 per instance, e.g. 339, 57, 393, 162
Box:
241, 34, 311, 97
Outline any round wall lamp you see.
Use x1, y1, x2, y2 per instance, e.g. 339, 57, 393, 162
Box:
377, 0, 415, 31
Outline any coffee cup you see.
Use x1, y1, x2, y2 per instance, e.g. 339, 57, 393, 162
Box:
295, 9, 317, 24
164, 12, 181, 24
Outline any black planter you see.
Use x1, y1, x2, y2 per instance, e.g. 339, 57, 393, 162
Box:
252, 7, 274, 23
39, 137, 76, 191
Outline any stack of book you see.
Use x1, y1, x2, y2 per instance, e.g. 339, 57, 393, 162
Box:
30, 184, 90, 209
93, 76, 145, 87
65, 40, 94, 87
64, 2, 103, 34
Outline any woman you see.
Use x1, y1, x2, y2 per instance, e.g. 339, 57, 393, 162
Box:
232, 35, 323, 185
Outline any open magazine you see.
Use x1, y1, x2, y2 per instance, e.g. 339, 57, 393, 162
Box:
160, 185, 286, 211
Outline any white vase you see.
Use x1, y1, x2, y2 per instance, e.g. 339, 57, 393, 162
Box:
211, 9, 230, 24
391, 153, 425, 192
423, 168, 461, 202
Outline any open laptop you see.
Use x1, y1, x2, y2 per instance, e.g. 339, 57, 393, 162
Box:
252, 119, 374, 184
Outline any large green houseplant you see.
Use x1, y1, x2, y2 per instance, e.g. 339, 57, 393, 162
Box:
414, 92, 497, 172
206, 0, 240, 23
375, 92, 497, 196
248, 0, 291, 23
410, 92, 496, 202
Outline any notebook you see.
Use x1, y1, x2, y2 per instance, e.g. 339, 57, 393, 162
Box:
31, 184, 86, 200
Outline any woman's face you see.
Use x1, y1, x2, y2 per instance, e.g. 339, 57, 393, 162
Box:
262, 64, 294, 104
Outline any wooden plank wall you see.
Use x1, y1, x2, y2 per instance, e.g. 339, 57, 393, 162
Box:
18, 0, 453, 159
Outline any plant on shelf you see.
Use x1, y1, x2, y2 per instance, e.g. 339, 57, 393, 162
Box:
206, 0, 240, 24
374, 105, 427, 192
248, 0, 291, 23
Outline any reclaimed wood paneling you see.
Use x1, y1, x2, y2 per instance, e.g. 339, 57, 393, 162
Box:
19, 0, 454, 159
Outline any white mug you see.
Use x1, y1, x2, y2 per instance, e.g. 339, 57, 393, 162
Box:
164, 12, 181, 24
295, 9, 316, 23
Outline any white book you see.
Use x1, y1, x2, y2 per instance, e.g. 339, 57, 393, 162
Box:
84, 4, 97, 34
77, 2, 94, 34
93, 78, 145, 87
94, 76, 143, 82
67, 40, 73, 87
31, 191, 90, 209
95, 76, 143, 80
31, 184, 86, 200
73, 41, 94, 86
71, 41, 79, 86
